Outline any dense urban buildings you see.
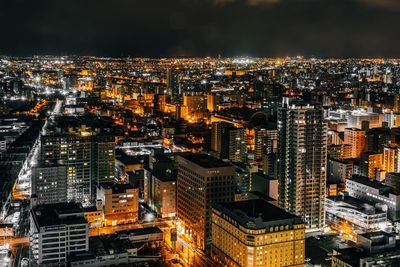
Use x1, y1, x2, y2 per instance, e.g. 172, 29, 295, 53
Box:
3, 56, 400, 266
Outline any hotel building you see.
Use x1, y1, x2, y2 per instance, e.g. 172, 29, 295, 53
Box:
212, 199, 305, 267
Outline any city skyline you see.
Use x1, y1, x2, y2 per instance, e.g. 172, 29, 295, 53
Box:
1, 0, 400, 264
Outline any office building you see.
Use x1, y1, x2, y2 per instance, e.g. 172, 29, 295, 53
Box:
365, 127, 391, 153
332, 232, 400, 267
249, 172, 278, 200
166, 68, 179, 99
211, 122, 246, 162
233, 162, 258, 194
211, 199, 305, 267
144, 152, 177, 218
278, 102, 327, 229
145, 166, 177, 218
151, 171, 177, 218
177, 153, 235, 250
182, 93, 207, 122
346, 175, 400, 220
262, 153, 277, 177
326, 194, 387, 232
30, 202, 89, 266
69, 235, 138, 267
32, 164, 67, 205
254, 126, 277, 162
348, 110, 382, 129
41, 125, 115, 204
96, 182, 139, 226
327, 159, 353, 185
385, 173, 400, 194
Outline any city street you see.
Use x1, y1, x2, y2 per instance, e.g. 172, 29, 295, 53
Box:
0, 99, 63, 267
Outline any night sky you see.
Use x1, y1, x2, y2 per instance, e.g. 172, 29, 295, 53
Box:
1, 0, 399, 57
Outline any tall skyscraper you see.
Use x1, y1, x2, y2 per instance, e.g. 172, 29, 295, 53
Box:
177, 153, 235, 250
166, 68, 179, 100
278, 102, 327, 230
211, 122, 246, 162
41, 125, 115, 205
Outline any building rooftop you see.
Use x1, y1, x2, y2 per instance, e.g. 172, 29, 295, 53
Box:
247, 191, 276, 202
31, 202, 87, 229
117, 226, 163, 236
69, 234, 138, 262
180, 153, 232, 169
349, 175, 395, 195
345, 127, 365, 131
359, 231, 395, 242
252, 172, 277, 181
98, 182, 135, 194
115, 149, 143, 165
213, 199, 303, 230
89, 235, 137, 255
152, 167, 177, 182
334, 245, 400, 267
327, 194, 385, 215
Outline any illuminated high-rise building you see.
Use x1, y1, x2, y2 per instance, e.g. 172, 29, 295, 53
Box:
207, 93, 218, 112
182, 93, 207, 122
166, 68, 179, 99
177, 154, 235, 250
277, 102, 327, 229
155, 94, 167, 113
361, 152, 383, 179
211, 122, 246, 162
365, 127, 391, 153
344, 128, 366, 158
383, 145, 400, 173
32, 163, 67, 205
254, 126, 277, 162
327, 144, 352, 160
41, 125, 115, 204
211, 199, 305, 267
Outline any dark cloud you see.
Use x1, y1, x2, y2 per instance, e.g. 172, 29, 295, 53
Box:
0, 0, 398, 57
